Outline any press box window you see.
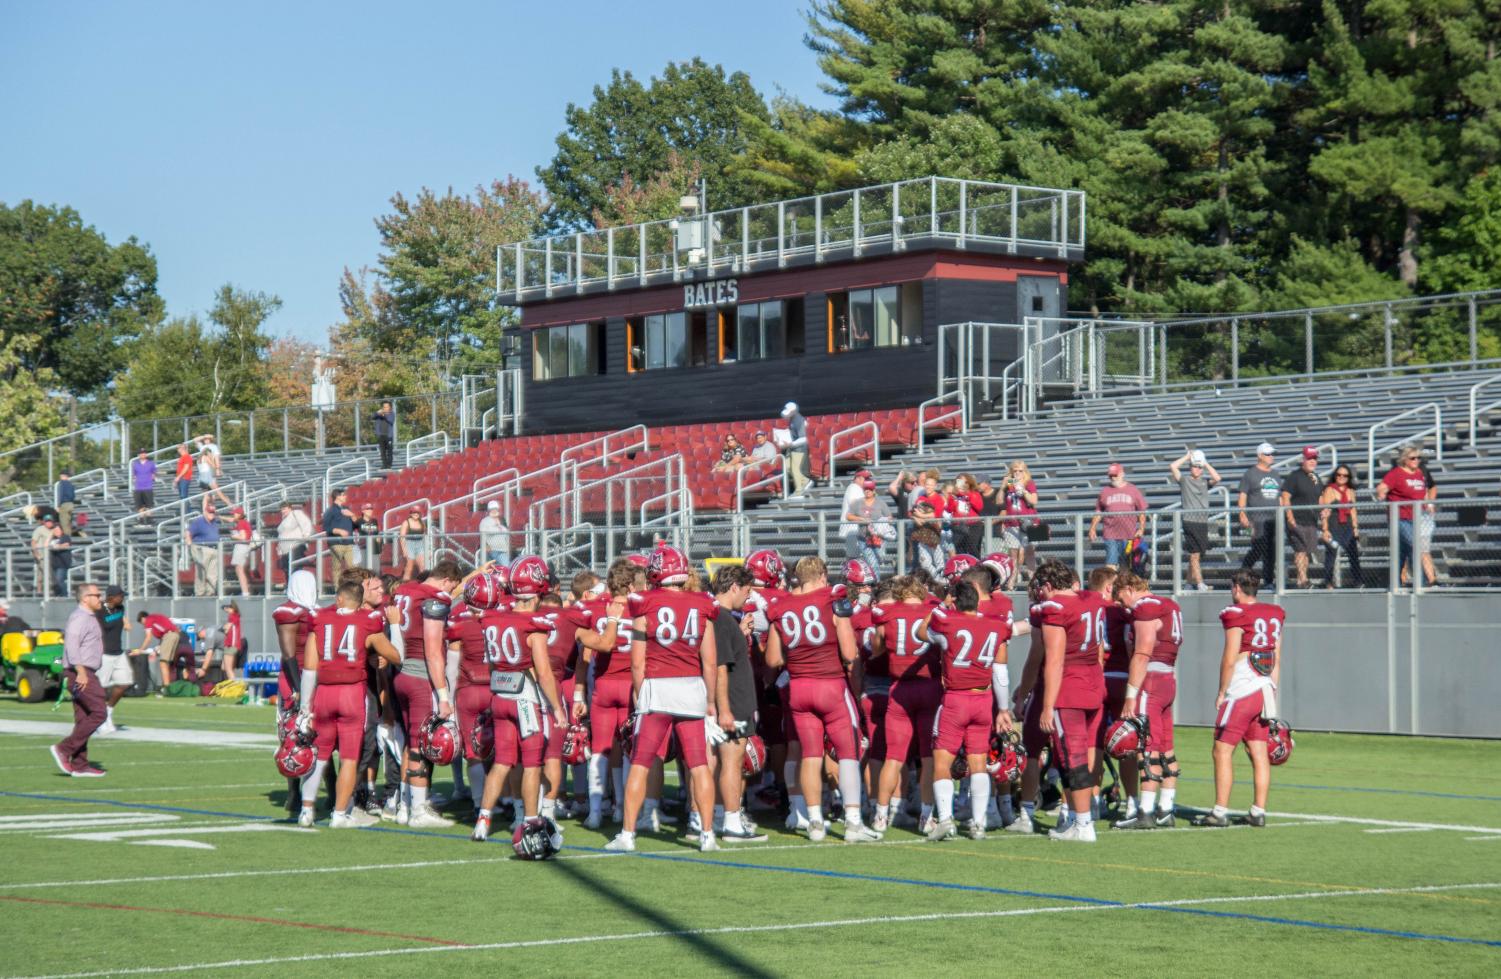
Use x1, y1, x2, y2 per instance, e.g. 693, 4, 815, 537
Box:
831, 283, 921, 352
733, 302, 785, 362
628, 312, 689, 372
532, 322, 603, 380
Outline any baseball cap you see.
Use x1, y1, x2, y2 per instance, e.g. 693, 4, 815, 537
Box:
486, 500, 500, 511
1106, 463, 1123, 477
754, 430, 767, 437
1189, 450, 1207, 466
854, 469, 872, 479
106, 584, 125, 599
1257, 442, 1275, 457
42, 516, 55, 523
781, 401, 798, 417
860, 479, 877, 490
1302, 446, 1320, 460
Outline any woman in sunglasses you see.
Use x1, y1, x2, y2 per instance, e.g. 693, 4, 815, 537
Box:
1319, 465, 1364, 588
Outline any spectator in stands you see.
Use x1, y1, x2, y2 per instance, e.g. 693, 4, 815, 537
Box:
1320, 463, 1364, 588
1090, 463, 1147, 567
842, 469, 874, 522
1000, 460, 1040, 587
911, 524, 946, 578
185, 504, 222, 596
1377, 446, 1439, 588
134, 610, 185, 687
195, 435, 233, 508
400, 506, 428, 580
323, 487, 357, 578
479, 500, 510, 565
277, 501, 314, 578
912, 472, 946, 517
174, 443, 194, 501
780, 402, 811, 498
949, 474, 984, 556
713, 434, 751, 472
1169, 449, 1222, 591
55, 471, 76, 534
48, 520, 73, 597
886, 471, 917, 519
749, 430, 777, 465
130, 447, 157, 521
229, 505, 255, 596
1237, 442, 1281, 586
1279, 447, 1324, 588
842, 477, 893, 571
356, 503, 382, 567
374, 401, 396, 469
30, 514, 55, 595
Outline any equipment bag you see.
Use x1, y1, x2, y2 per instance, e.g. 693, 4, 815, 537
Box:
165, 679, 201, 697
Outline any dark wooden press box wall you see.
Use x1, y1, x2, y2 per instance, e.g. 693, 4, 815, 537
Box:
510, 251, 1066, 433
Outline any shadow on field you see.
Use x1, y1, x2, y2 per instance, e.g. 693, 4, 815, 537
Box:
548, 855, 776, 977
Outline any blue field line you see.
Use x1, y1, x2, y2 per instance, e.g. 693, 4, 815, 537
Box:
1178, 777, 1501, 803
5, 789, 1499, 949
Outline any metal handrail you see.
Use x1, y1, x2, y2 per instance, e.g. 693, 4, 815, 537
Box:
735, 456, 788, 513
1468, 375, 1501, 447
1368, 403, 1443, 479
560, 425, 649, 470
63, 468, 110, 502
381, 497, 434, 535
324, 457, 370, 492
531, 454, 684, 532
827, 421, 879, 480
916, 390, 967, 453
1154, 485, 1234, 550
1155, 287, 1501, 327
405, 432, 451, 467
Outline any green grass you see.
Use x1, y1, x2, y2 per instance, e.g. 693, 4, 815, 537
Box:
0, 696, 1498, 978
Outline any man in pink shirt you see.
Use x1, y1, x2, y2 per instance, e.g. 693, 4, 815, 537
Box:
1089, 463, 1148, 567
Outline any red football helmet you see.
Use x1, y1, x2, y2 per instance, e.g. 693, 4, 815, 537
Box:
508, 555, 550, 597
464, 571, 507, 610
418, 714, 458, 766
1104, 716, 1146, 759
276, 706, 298, 742
1267, 720, 1294, 766
561, 721, 590, 765
470, 707, 494, 761
842, 558, 876, 586
981, 552, 1016, 586
989, 730, 1024, 784
745, 549, 786, 588
274, 731, 316, 779
741, 734, 767, 777
624, 552, 651, 569
512, 815, 563, 860
648, 544, 690, 586
943, 554, 979, 583
615, 722, 636, 763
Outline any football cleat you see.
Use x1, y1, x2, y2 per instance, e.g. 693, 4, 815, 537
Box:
330, 808, 379, 829
512, 816, 563, 860
925, 818, 956, 842
871, 810, 889, 834
471, 815, 490, 843
1154, 810, 1176, 828
968, 821, 988, 841
1004, 812, 1035, 834
418, 714, 459, 766
720, 826, 768, 843
1192, 812, 1230, 828
843, 823, 882, 844
603, 832, 636, 852
395, 803, 410, 826
508, 555, 551, 597
699, 833, 719, 853
583, 809, 604, 830
635, 808, 661, 833
1112, 813, 1149, 830
296, 807, 315, 829
1048, 821, 1097, 842
380, 796, 401, 821
807, 820, 827, 842
1246, 810, 1267, 828
408, 804, 455, 829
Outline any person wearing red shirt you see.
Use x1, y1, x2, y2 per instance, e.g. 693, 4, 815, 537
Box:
173, 443, 193, 502
446, 596, 489, 810
216, 600, 244, 679
295, 581, 402, 828
1198, 570, 1286, 828
948, 474, 985, 557
1113, 571, 1183, 830
765, 557, 871, 842
605, 545, 721, 853
134, 611, 187, 686
581, 559, 645, 829
536, 590, 619, 823
1376, 447, 1438, 587
1090, 565, 1134, 815
1036, 560, 1106, 842
1089, 463, 1148, 568
869, 577, 941, 832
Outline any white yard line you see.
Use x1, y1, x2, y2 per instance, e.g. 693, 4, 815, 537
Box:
9, 881, 1500, 979
0, 719, 275, 748
1270, 810, 1501, 836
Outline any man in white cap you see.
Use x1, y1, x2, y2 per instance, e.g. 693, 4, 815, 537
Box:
780, 402, 811, 498
1169, 449, 1222, 590
478, 499, 510, 565
1237, 442, 1281, 586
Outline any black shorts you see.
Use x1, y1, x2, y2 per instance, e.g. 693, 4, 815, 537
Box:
132, 490, 154, 510
1183, 522, 1210, 555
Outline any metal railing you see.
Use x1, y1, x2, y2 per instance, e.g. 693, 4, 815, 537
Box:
827, 421, 879, 480
1368, 404, 1442, 479
1468, 375, 1501, 447
560, 425, 649, 470
916, 391, 967, 453
0, 420, 129, 488
405, 432, 451, 468
323, 458, 370, 494
496, 176, 1086, 301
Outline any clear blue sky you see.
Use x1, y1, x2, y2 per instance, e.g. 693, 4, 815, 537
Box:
1, 1, 835, 342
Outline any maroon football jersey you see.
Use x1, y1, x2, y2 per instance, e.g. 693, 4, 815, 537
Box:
272, 602, 312, 657
477, 608, 550, 675
849, 604, 885, 677
977, 591, 1015, 629
447, 608, 488, 687
581, 596, 633, 678
392, 581, 451, 663
767, 586, 845, 680
1131, 595, 1183, 667
1036, 591, 1106, 708
1102, 603, 1133, 674
928, 607, 1010, 690
871, 601, 936, 680
310, 605, 382, 685
540, 604, 592, 679
628, 588, 719, 680
1220, 601, 1285, 657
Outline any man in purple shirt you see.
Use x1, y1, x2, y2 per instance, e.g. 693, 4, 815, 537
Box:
52, 583, 108, 777
1089, 463, 1148, 567
130, 448, 157, 517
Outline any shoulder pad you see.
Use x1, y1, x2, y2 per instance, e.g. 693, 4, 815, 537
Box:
831, 596, 854, 618
421, 598, 450, 621
929, 606, 949, 621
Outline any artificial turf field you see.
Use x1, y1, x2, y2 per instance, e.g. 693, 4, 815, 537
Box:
0, 697, 1497, 978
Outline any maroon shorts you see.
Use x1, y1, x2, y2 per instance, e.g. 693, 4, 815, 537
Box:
758, 682, 786, 747
1215, 688, 1269, 747
1140, 673, 1176, 752
933, 689, 993, 757
1021, 690, 1048, 760
312, 682, 366, 761
590, 673, 633, 754
632, 712, 707, 770
1050, 705, 1102, 772
490, 694, 547, 768
788, 677, 860, 762
393, 672, 434, 755
885, 677, 941, 761
861, 689, 890, 762
544, 675, 576, 761
455, 683, 491, 761
1104, 675, 1128, 722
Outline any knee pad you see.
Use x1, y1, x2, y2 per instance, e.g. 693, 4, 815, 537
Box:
1063, 765, 1093, 791
1139, 754, 1164, 784
405, 763, 430, 781
1162, 753, 1181, 779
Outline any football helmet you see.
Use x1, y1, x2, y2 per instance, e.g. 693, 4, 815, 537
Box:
490, 562, 512, 594
989, 730, 1024, 784
509, 555, 551, 597
418, 713, 458, 766
624, 552, 651, 569
561, 721, 590, 765
274, 730, 316, 779
741, 734, 767, 777
745, 549, 786, 588
276, 705, 298, 743
1104, 716, 1146, 759
1267, 720, 1294, 766
512, 815, 563, 860
470, 707, 494, 761
841, 557, 876, 586
943, 554, 979, 583
615, 722, 636, 763
648, 545, 690, 586
981, 552, 1016, 586
464, 571, 507, 610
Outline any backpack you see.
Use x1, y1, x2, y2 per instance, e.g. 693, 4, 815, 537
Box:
165, 679, 201, 697
1125, 536, 1150, 576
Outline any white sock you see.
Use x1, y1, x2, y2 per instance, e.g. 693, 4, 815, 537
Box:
1212, 804, 1229, 818
106, 706, 114, 724
1074, 807, 1093, 828
725, 809, 746, 832
300, 760, 327, 808
969, 773, 990, 828
619, 829, 635, 842
410, 784, 428, 810
587, 755, 609, 811
1140, 790, 1157, 818
1060, 801, 1071, 819
807, 803, 823, 824
890, 795, 904, 818
540, 797, 557, 819
1159, 788, 1176, 813
467, 763, 486, 807
1249, 804, 1265, 817
836, 759, 862, 818
933, 780, 955, 822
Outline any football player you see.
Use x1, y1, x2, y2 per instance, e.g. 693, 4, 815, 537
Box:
606, 545, 722, 853
580, 559, 644, 828
870, 576, 941, 832
919, 581, 1013, 840
1088, 565, 1128, 818
765, 557, 874, 842
273, 569, 318, 815
843, 560, 885, 823
1006, 576, 1049, 834
536, 590, 620, 822
390, 561, 467, 827
1036, 560, 1106, 842
1197, 569, 1285, 828
743, 550, 803, 829
1112, 571, 1183, 829
471, 556, 570, 842
450, 576, 494, 809
296, 581, 403, 828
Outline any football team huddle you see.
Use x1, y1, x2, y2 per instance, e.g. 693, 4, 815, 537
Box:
272, 545, 1292, 859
